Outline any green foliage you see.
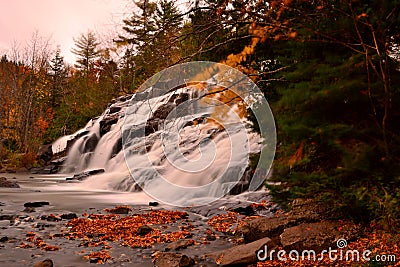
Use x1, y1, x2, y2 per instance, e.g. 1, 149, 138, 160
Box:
263, 0, 400, 229
1, 0, 399, 230
49, 47, 66, 107
181, 2, 251, 63
116, 0, 183, 89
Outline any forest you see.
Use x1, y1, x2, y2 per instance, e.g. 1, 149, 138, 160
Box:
0, 0, 399, 230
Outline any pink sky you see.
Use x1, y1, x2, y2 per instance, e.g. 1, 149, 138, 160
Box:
0, 0, 132, 63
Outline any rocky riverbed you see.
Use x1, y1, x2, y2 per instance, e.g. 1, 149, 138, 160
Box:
0, 173, 280, 267
3, 173, 393, 267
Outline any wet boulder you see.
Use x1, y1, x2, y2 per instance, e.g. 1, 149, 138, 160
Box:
239, 198, 333, 243
24, 201, 50, 208
174, 93, 189, 105
99, 113, 119, 136
111, 138, 122, 158
280, 220, 359, 253
0, 177, 20, 188
152, 103, 175, 120
82, 134, 99, 153
37, 144, 53, 164
65, 130, 89, 153
33, 258, 53, 267
61, 213, 78, 220
109, 105, 121, 114
154, 252, 194, 267
206, 237, 276, 266
137, 225, 154, 236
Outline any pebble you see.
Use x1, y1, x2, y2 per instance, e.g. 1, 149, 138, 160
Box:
23, 207, 36, 213
137, 225, 154, 236
149, 201, 159, 207
60, 213, 77, 220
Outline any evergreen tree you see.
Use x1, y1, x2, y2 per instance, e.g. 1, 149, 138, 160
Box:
118, 0, 157, 48
258, 0, 400, 228
49, 47, 66, 107
119, 48, 136, 93
71, 31, 101, 76
116, 0, 182, 88
181, 0, 255, 63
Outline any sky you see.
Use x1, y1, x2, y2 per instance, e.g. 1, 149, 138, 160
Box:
0, 0, 134, 64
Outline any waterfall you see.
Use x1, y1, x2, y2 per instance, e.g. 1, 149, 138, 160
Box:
52, 62, 276, 206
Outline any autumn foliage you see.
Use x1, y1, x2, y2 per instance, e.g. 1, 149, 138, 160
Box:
257, 231, 400, 267
65, 210, 191, 249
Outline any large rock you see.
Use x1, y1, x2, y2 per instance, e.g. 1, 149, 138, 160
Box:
37, 144, 53, 164
82, 134, 98, 153
65, 130, 89, 153
111, 138, 122, 158
33, 258, 53, 267
137, 225, 154, 236
240, 215, 303, 244
50, 156, 67, 166
145, 118, 161, 135
0, 214, 16, 221
109, 105, 121, 114
239, 198, 330, 243
41, 165, 58, 174
100, 113, 119, 136
207, 237, 276, 266
0, 177, 20, 188
174, 93, 189, 105
288, 198, 332, 220
152, 103, 175, 120
154, 252, 194, 267
24, 201, 50, 207
280, 220, 359, 253
30, 165, 58, 174
60, 213, 78, 220
165, 239, 195, 251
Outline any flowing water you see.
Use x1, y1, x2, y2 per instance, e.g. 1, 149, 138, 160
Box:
52, 63, 273, 206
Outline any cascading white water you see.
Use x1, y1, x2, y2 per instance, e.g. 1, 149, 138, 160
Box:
55, 88, 260, 188
52, 62, 276, 206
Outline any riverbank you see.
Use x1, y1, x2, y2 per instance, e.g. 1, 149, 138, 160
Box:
1, 173, 399, 267
0, 173, 278, 266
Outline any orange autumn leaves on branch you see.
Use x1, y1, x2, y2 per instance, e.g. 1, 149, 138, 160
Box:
189, 21, 272, 124
202, 0, 299, 121
222, 21, 269, 76
206, 21, 272, 121
35, 117, 49, 133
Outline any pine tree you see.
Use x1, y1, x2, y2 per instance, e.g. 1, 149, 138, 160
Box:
119, 48, 136, 93
116, 0, 182, 87
71, 31, 101, 76
49, 47, 66, 106
117, 0, 157, 49
256, 0, 400, 227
